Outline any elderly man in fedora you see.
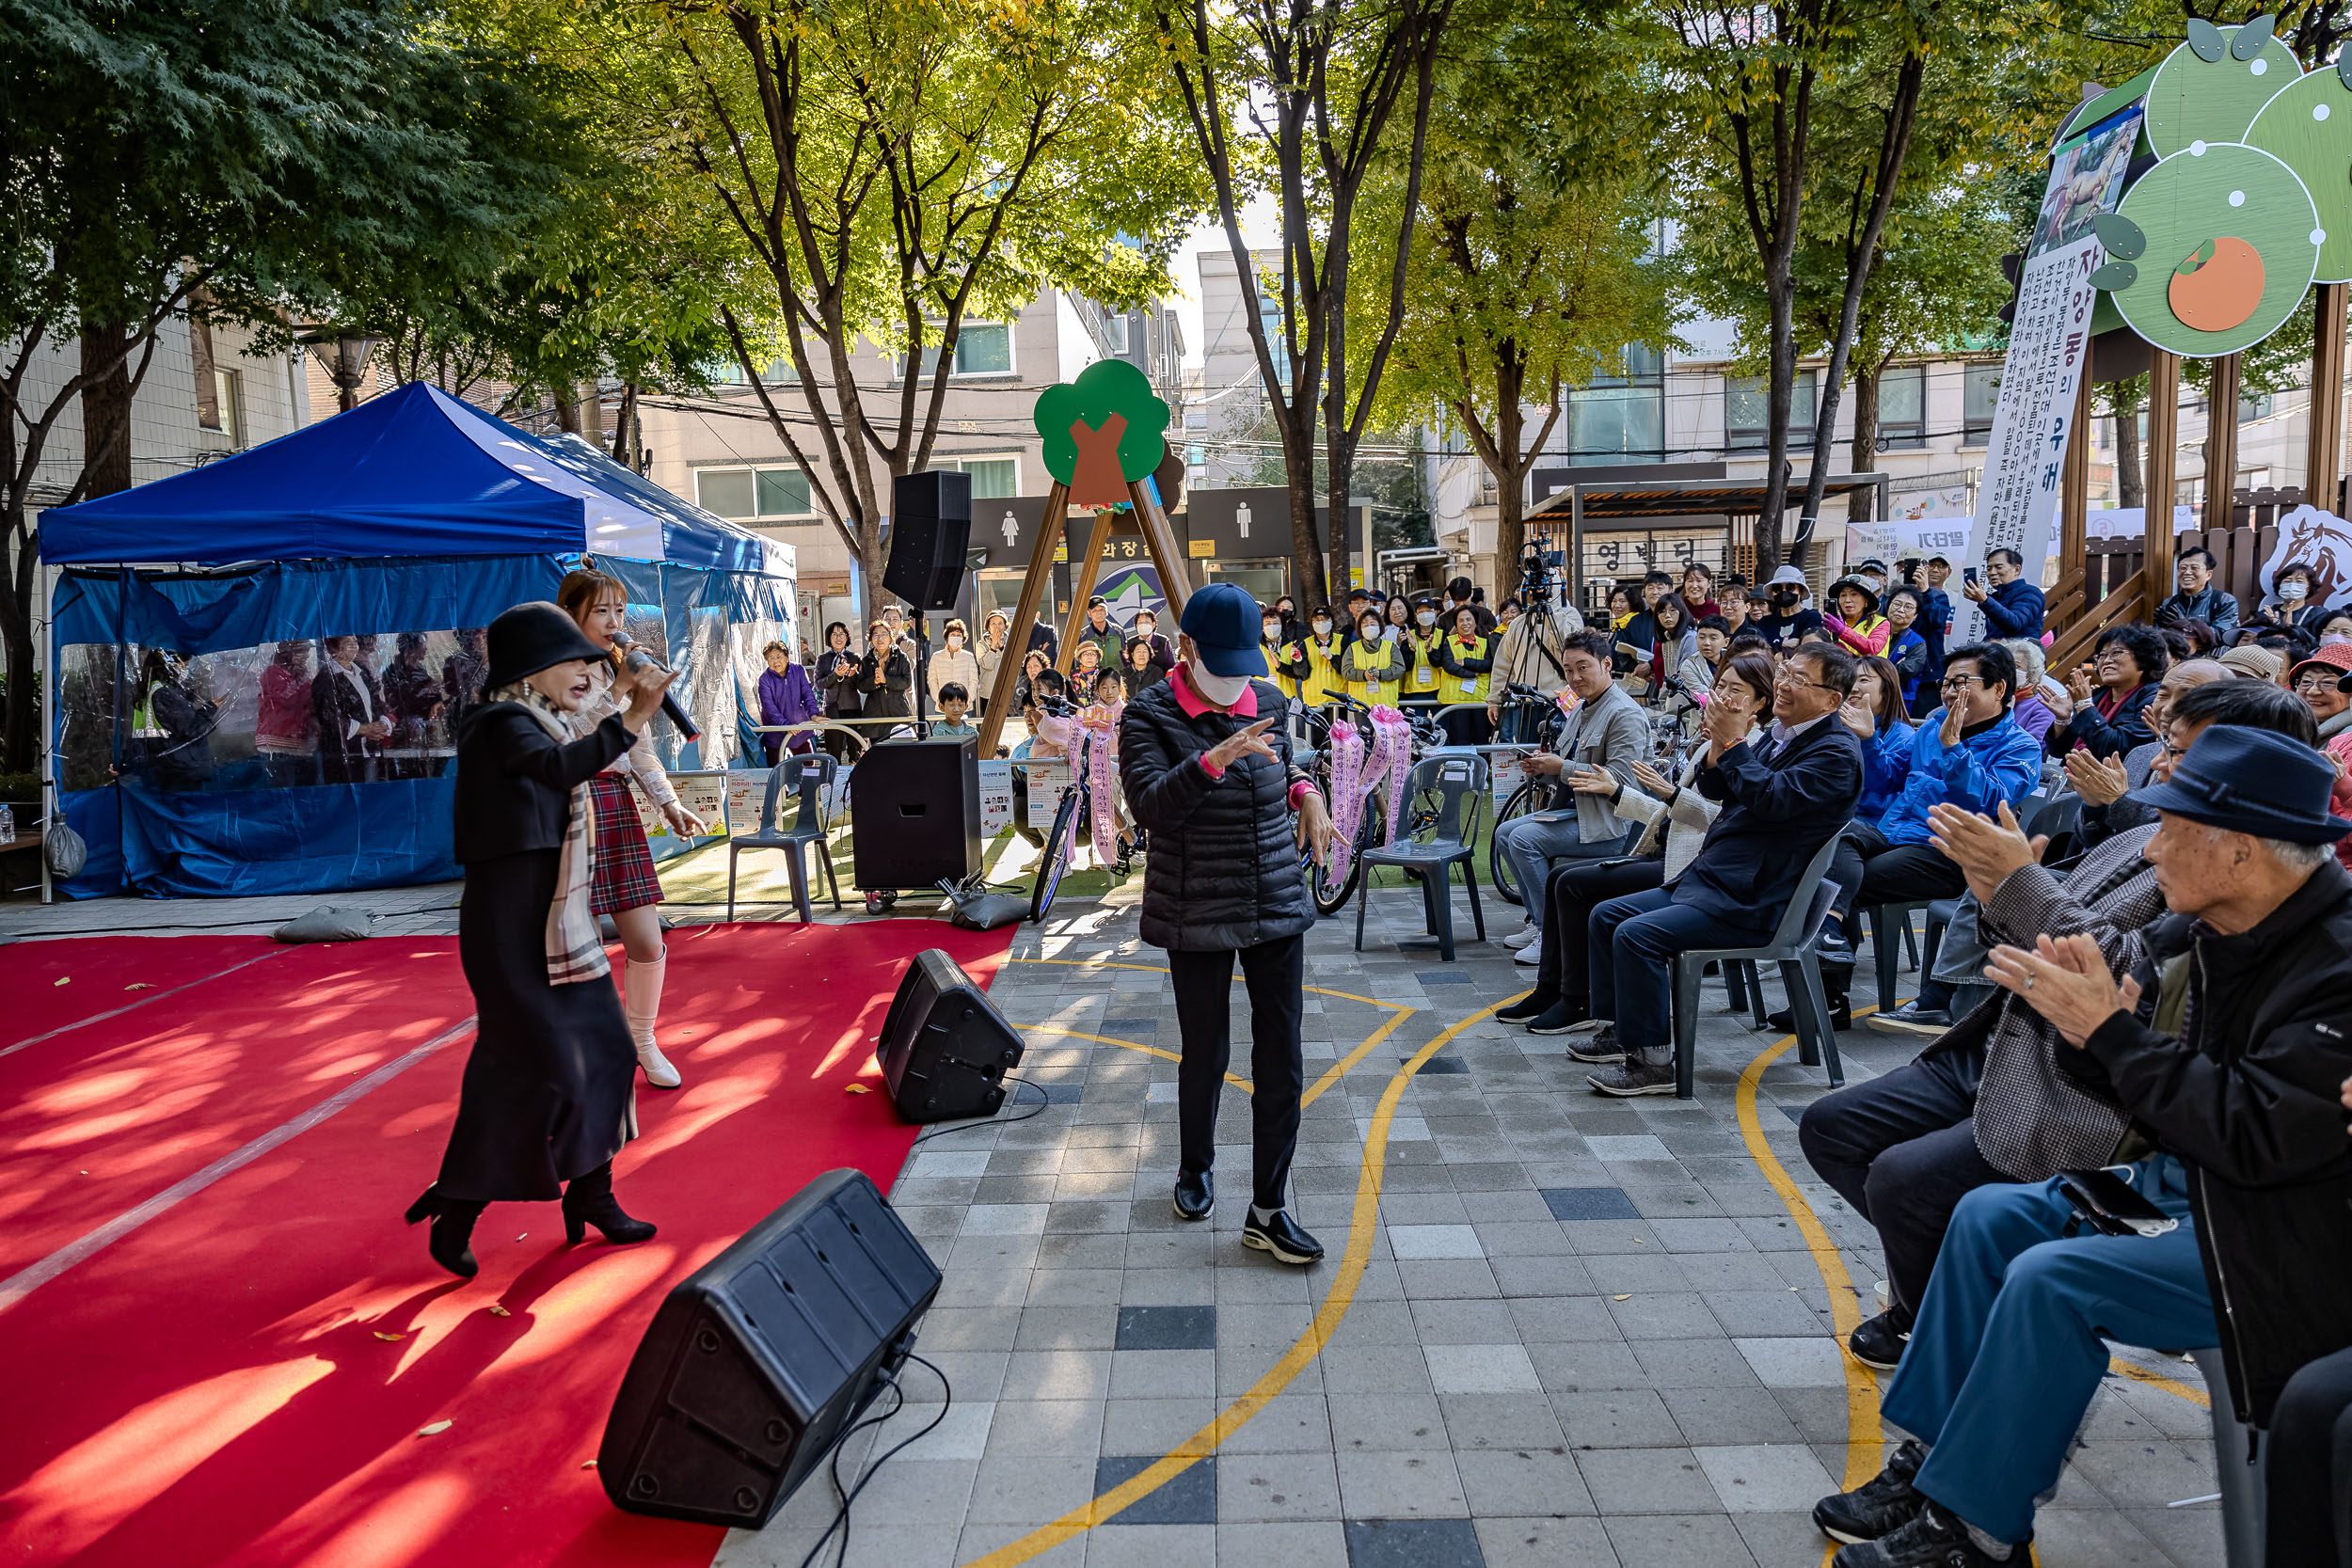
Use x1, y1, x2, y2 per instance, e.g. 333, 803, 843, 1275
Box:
1810, 723, 2352, 1568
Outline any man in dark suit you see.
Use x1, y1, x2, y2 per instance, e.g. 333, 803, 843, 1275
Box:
1576, 642, 1865, 1096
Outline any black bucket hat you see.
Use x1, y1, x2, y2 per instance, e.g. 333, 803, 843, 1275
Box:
485, 601, 608, 690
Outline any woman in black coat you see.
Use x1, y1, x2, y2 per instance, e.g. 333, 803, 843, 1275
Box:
404, 602, 676, 1278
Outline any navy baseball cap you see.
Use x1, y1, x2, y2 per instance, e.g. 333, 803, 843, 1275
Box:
2127, 724, 2352, 843
1180, 581, 1265, 677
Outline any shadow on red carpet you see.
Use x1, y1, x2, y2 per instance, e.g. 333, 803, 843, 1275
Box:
0, 919, 1013, 1568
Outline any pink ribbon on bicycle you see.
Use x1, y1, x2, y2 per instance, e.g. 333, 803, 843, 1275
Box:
1079, 704, 1122, 869
1323, 718, 1367, 892
1368, 705, 1414, 847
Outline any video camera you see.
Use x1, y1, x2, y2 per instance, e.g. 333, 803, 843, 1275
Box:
1517, 542, 1556, 606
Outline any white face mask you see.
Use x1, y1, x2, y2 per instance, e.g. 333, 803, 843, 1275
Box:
1312, 619, 1333, 635
946, 634, 963, 648
1189, 665, 1253, 706
2326, 633, 2352, 647
1416, 610, 1437, 627
1136, 622, 1155, 636
2282, 580, 2309, 600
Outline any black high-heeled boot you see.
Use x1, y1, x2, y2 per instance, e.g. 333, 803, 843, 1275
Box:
405, 1186, 485, 1278
562, 1163, 657, 1245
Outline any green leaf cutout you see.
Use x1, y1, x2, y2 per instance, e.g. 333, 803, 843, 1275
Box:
2187, 18, 2226, 60
2090, 261, 2140, 290
2339, 45, 2352, 91
2176, 236, 2218, 276
2093, 212, 2147, 260
2232, 14, 2277, 59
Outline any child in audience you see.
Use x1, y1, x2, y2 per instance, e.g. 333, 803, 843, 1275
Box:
931, 682, 977, 740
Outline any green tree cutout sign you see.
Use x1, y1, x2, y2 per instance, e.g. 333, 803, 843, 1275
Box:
1034, 358, 1170, 507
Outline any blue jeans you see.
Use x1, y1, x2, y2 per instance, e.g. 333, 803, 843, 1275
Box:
1882, 1157, 2213, 1544
1587, 887, 1761, 1056
1497, 811, 1619, 931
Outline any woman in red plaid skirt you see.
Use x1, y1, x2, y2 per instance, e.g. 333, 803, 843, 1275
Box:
559, 569, 708, 1090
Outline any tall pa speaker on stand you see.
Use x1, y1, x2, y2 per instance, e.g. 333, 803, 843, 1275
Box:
876, 947, 1025, 1121
883, 470, 973, 610
598, 1168, 942, 1528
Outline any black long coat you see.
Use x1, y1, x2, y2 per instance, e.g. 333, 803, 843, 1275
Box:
436, 705, 638, 1202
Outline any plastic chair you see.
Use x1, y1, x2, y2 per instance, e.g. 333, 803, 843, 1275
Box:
1354, 753, 1488, 961
725, 753, 842, 923
2186, 1346, 2266, 1568
1861, 790, 2082, 1010
1671, 835, 1846, 1100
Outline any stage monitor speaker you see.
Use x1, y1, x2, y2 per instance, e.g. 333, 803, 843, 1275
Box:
598, 1168, 942, 1528
876, 947, 1025, 1122
850, 737, 981, 889
883, 470, 973, 610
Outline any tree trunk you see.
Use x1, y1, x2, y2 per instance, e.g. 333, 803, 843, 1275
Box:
79, 324, 134, 499
611, 384, 639, 467
1326, 426, 1355, 604
1848, 369, 1879, 522
1491, 380, 1527, 591
2113, 378, 2143, 510
553, 381, 582, 436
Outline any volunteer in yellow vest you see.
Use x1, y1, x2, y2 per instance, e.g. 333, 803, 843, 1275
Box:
1401, 596, 1446, 711
1436, 605, 1495, 745
1343, 608, 1406, 705
1280, 607, 1349, 708
1261, 605, 1297, 699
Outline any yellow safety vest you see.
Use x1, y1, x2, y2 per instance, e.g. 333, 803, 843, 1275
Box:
1402, 630, 1444, 694
1343, 636, 1404, 706
1287, 636, 1348, 706
1436, 634, 1492, 705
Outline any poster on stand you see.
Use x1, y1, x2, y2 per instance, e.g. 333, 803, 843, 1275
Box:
1957, 103, 2140, 642
642, 770, 728, 842
978, 758, 1014, 836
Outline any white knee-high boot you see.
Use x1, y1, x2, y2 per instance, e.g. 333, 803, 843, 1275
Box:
625, 949, 680, 1088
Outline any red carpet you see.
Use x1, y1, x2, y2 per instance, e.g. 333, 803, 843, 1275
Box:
0, 920, 1015, 1568
2, 936, 294, 1054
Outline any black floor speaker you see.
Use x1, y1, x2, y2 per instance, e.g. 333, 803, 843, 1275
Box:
850, 736, 981, 889
598, 1168, 941, 1528
877, 947, 1025, 1122
882, 470, 973, 610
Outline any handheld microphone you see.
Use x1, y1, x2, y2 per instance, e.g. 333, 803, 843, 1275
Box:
613, 634, 701, 741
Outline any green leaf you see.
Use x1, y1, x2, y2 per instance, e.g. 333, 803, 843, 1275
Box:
2187, 18, 2226, 61
2176, 237, 2219, 276
2090, 261, 2139, 290
2231, 15, 2277, 60
2093, 213, 2147, 261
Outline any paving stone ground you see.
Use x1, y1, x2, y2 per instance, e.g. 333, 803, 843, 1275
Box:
3, 866, 2227, 1568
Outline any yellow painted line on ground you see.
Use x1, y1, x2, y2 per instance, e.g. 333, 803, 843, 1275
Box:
1301, 1006, 1414, 1108
2108, 1354, 2211, 1409
956, 998, 1512, 1568
1027, 1025, 1252, 1094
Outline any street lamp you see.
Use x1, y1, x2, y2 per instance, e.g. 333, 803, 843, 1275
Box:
297, 328, 378, 413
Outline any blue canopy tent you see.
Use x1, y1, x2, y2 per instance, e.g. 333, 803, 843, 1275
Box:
38, 383, 798, 899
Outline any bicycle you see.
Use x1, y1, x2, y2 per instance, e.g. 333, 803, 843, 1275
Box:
1485, 686, 1572, 905
1025, 702, 1139, 923
1295, 696, 1446, 916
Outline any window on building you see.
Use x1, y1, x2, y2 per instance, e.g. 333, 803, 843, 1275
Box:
1104, 312, 1130, 355
696, 466, 816, 520
215, 369, 244, 449
1877, 364, 1925, 450
939, 455, 1019, 498
1569, 345, 1665, 464
1725, 371, 1817, 451
698, 356, 796, 387
1249, 270, 1292, 385
1963, 363, 2001, 445
907, 322, 1014, 378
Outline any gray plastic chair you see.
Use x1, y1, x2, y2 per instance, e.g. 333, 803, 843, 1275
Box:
1670, 834, 1846, 1100
2185, 1346, 2266, 1568
725, 752, 841, 922
1864, 790, 2079, 1010
1354, 753, 1488, 961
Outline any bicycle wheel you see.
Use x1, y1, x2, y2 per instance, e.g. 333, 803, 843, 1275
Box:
1307, 814, 1375, 916
1029, 790, 1080, 923
1487, 778, 1546, 906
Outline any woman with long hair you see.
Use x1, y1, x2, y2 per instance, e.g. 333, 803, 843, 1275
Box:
405, 601, 675, 1277
1839, 655, 1916, 820
557, 568, 708, 1090
814, 620, 863, 761
976, 610, 1011, 717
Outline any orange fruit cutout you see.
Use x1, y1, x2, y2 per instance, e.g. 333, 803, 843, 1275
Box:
2169, 235, 2265, 331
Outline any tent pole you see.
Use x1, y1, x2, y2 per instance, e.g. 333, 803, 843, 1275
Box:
1057, 510, 1119, 678
976, 481, 1066, 757
40, 561, 54, 903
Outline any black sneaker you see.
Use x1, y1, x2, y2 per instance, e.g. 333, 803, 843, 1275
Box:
1241, 1209, 1325, 1264
1173, 1168, 1213, 1221
1587, 1054, 1677, 1096
1813, 1439, 1927, 1544
1831, 1500, 2014, 1567
1847, 1307, 1911, 1371
1529, 1000, 1598, 1037
1868, 1002, 1952, 1037
1766, 993, 1853, 1034
1563, 1022, 1622, 1061
1496, 989, 1559, 1024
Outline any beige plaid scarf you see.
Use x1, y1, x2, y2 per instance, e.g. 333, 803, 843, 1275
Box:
505, 688, 610, 986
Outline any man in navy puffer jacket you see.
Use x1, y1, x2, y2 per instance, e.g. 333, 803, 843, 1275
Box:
1121, 582, 1336, 1264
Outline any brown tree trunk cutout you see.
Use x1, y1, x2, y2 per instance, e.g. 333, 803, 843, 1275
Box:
1068, 412, 1130, 507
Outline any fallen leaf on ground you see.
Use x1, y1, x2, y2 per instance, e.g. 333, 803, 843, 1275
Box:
418, 1420, 453, 1436
1613, 1294, 1631, 1302
373, 1331, 405, 1342
845, 1084, 870, 1094
487, 1305, 512, 1318
581, 1460, 597, 1469
53, 977, 69, 986
516, 1233, 529, 1241
125, 983, 151, 990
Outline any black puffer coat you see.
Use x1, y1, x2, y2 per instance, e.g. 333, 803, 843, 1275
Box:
1120, 674, 1314, 951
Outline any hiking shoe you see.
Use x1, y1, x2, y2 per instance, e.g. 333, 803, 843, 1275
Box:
1847, 1307, 1912, 1371
1587, 1054, 1677, 1096
1496, 989, 1558, 1023
1831, 1499, 2015, 1566
1530, 1001, 1597, 1037
1868, 1002, 1952, 1037
1241, 1209, 1325, 1264
1562, 1022, 1621, 1057
1814, 1439, 1927, 1544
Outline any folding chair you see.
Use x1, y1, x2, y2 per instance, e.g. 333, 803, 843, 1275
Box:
1354, 753, 1488, 962
1670, 835, 1845, 1100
